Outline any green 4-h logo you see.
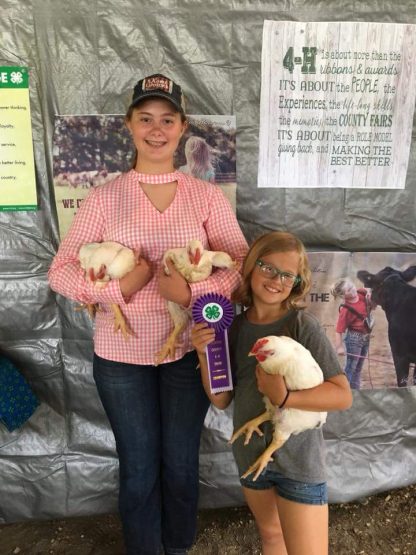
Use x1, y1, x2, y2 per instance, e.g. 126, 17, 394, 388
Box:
10, 71, 23, 85
203, 302, 223, 323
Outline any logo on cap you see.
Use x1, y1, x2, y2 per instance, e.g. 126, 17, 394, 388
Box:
142, 76, 173, 94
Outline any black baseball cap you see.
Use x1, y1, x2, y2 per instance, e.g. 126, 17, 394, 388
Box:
129, 74, 186, 114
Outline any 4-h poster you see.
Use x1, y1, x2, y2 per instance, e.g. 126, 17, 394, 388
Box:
305, 251, 416, 389
258, 21, 416, 188
53, 114, 237, 239
0, 66, 37, 210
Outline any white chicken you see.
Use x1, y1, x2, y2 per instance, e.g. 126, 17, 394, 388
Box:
78, 241, 137, 339
230, 335, 326, 481
155, 239, 235, 365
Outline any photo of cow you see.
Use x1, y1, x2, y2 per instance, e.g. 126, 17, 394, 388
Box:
357, 266, 416, 387
305, 252, 416, 390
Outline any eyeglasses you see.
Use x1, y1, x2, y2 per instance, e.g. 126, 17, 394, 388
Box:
255, 259, 301, 287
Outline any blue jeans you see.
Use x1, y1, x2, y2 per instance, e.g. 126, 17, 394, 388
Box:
93, 351, 209, 555
241, 469, 328, 505
344, 330, 369, 390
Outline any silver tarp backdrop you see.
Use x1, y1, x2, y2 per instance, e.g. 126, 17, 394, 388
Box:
0, 0, 415, 523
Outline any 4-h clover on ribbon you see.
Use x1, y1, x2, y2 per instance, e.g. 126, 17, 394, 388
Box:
204, 304, 221, 320
192, 293, 234, 394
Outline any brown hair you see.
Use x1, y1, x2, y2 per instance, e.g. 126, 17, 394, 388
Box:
232, 231, 311, 310
125, 97, 187, 168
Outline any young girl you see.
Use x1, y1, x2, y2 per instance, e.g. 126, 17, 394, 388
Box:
49, 74, 248, 555
331, 278, 374, 390
192, 231, 352, 555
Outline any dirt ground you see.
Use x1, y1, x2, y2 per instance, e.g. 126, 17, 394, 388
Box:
1, 483, 415, 555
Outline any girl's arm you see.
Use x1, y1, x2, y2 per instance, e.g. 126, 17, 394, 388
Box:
187, 186, 248, 305
191, 323, 233, 409
49, 187, 152, 306
335, 332, 345, 354
157, 258, 191, 306
256, 369, 352, 412
119, 258, 153, 299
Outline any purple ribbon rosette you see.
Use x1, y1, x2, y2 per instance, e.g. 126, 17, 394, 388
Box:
192, 293, 234, 394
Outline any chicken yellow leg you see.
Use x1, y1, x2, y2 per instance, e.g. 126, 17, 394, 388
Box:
241, 437, 286, 481
154, 322, 186, 366
75, 303, 98, 319
154, 300, 189, 366
229, 411, 271, 446
110, 303, 134, 340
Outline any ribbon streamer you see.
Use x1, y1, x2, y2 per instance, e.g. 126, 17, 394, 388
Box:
192, 293, 234, 394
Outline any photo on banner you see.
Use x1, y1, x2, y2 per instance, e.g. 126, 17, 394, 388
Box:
175, 115, 237, 212
52, 114, 236, 239
257, 21, 416, 188
306, 251, 416, 389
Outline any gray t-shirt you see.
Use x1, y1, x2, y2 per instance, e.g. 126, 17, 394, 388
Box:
229, 308, 343, 484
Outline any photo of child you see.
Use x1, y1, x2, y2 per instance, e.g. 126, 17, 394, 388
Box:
175, 115, 237, 211
179, 136, 216, 183
330, 278, 375, 390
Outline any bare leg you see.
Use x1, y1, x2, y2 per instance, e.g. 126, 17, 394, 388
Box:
277, 495, 328, 555
243, 487, 288, 555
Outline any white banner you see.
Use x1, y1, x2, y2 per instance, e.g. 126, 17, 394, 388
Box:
258, 21, 416, 188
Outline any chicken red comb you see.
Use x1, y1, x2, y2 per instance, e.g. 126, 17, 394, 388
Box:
188, 247, 201, 265
250, 338, 269, 355
96, 264, 107, 280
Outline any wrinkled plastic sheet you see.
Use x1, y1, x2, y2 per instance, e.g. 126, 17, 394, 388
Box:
0, 0, 416, 522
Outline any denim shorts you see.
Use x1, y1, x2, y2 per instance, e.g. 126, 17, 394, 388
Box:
240, 469, 328, 505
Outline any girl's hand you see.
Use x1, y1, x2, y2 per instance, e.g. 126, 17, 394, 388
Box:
337, 346, 345, 355
119, 257, 152, 298
255, 366, 288, 407
158, 258, 191, 306
191, 322, 215, 356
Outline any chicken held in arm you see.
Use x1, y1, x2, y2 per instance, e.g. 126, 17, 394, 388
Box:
155, 239, 235, 365
230, 335, 326, 481
79, 241, 138, 340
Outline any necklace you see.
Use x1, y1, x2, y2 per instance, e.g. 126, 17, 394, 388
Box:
136, 171, 180, 184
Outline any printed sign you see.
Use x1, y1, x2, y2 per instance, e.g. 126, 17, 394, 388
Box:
0, 66, 37, 210
258, 21, 416, 188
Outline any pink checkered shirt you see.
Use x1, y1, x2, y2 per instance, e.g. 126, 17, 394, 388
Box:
48, 170, 248, 365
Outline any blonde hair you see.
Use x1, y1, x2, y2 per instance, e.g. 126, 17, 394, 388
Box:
330, 277, 355, 299
232, 231, 311, 310
184, 136, 214, 178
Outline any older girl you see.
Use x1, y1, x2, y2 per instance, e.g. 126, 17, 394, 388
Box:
49, 74, 248, 555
